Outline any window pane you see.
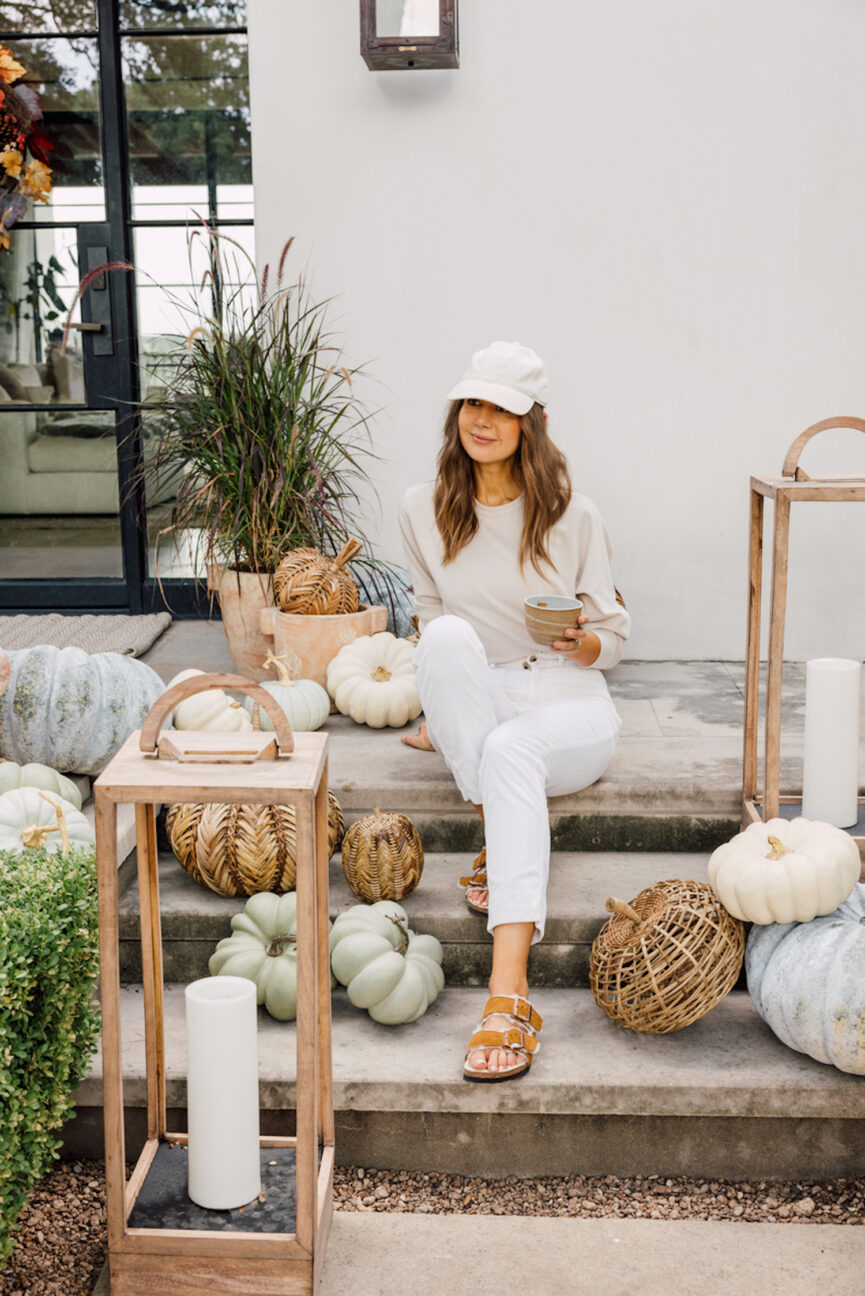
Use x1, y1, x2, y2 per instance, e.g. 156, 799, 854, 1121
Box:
124, 34, 250, 221
11, 36, 104, 218
377, 0, 440, 38
119, 1, 246, 30
0, 3, 96, 33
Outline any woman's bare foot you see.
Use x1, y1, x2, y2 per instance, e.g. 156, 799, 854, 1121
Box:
401, 720, 435, 751
466, 979, 532, 1074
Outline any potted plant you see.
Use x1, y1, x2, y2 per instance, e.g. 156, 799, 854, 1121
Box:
143, 233, 402, 680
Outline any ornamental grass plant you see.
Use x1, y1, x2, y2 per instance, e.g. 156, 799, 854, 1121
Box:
0, 846, 100, 1264
144, 232, 401, 610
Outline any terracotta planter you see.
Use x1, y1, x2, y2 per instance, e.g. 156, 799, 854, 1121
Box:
259, 603, 388, 690
207, 566, 275, 682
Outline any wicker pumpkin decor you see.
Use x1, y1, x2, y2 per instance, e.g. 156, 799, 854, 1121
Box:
341, 806, 424, 902
166, 791, 345, 897
273, 538, 361, 616
589, 879, 745, 1034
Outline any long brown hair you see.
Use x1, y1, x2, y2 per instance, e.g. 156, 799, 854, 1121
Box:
433, 401, 572, 576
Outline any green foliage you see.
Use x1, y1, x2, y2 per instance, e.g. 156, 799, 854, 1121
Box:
0, 846, 100, 1264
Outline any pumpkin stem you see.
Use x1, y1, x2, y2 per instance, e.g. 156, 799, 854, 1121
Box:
334, 537, 362, 568
766, 835, 792, 861
265, 933, 297, 957
605, 897, 642, 925
387, 912, 410, 956
371, 666, 391, 683
264, 650, 295, 684
21, 822, 56, 849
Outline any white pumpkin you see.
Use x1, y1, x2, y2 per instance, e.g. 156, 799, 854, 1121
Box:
242, 651, 330, 733
329, 900, 444, 1024
0, 760, 83, 811
327, 633, 421, 729
0, 645, 164, 775
708, 816, 860, 925
0, 787, 94, 854
167, 668, 253, 732
746, 883, 865, 1074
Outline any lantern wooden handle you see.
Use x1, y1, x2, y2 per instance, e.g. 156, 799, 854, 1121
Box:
782, 417, 865, 481
139, 673, 295, 755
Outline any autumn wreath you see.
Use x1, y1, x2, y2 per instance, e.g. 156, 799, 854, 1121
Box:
0, 44, 52, 249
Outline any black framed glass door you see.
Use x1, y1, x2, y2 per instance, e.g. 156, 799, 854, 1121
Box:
0, 0, 251, 614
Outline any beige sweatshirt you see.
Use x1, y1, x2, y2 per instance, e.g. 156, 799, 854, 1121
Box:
399, 482, 630, 670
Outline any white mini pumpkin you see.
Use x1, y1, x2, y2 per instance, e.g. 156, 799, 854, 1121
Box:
168, 668, 253, 732
327, 633, 421, 729
329, 900, 444, 1024
0, 787, 94, 854
242, 651, 330, 733
708, 816, 860, 925
0, 760, 83, 811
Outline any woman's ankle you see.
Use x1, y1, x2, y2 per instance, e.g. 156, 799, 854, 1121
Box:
488, 979, 530, 1001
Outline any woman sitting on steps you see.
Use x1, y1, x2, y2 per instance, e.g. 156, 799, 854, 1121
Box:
399, 341, 630, 1083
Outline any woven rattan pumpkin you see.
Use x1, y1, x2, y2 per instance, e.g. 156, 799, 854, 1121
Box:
341, 806, 424, 902
273, 538, 361, 615
589, 879, 745, 1034
166, 791, 345, 897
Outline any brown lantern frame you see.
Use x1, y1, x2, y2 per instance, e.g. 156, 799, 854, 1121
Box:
94, 674, 334, 1296
360, 0, 459, 70
742, 417, 865, 865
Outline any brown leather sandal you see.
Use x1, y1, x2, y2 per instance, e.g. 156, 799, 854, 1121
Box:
459, 847, 488, 915
463, 995, 543, 1083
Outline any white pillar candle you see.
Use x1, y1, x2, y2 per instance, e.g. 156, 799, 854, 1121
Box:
185, 976, 261, 1210
802, 658, 861, 828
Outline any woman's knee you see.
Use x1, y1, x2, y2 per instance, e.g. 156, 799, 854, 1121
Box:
479, 725, 545, 790
415, 615, 484, 674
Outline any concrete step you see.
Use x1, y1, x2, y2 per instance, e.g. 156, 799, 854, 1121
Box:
117, 848, 715, 986
70, 984, 865, 1182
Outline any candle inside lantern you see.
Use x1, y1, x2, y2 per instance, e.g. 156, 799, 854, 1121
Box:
185, 976, 261, 1210
801, 658, 861, 828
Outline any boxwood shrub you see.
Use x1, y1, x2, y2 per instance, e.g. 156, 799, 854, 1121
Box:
0, 846, 100, 1263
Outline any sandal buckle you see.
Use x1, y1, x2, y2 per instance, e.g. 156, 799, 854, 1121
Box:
511, 995, 531, 1023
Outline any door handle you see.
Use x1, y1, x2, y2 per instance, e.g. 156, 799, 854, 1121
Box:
66, 322, 103, 333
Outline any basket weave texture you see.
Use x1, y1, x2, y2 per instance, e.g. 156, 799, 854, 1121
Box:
589, 879, 745, 1034
273, 539, 361, 616
166, 791, 345, 897
341, 807, 424, 902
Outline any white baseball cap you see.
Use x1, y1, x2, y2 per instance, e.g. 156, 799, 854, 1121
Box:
447, 341, 549, 415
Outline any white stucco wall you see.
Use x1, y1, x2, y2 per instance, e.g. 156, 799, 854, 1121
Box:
248, 0, 865, 660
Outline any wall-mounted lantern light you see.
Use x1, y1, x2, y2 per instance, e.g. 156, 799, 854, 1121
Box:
361, 0, 459, 70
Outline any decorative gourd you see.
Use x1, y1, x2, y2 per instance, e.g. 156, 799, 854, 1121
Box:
327, 632, 421, 729
0, 787, 94, 854
746, 883, 865, 1074
166, 791, 345, 897
0, 760, 83, 811
341, 807, 424, 902
242, 651, 330, 733
708, 816, 860, 925
273, 538, 361, 616
208, 892, 335, 1021
0, 645, 164, 775
167, 668, 253, 732
329, 900, 444, 1024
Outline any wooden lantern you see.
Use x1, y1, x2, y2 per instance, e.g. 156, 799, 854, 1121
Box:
360, 0, 459, 70
742, 418, 865, 866
94, 675, 333, 1296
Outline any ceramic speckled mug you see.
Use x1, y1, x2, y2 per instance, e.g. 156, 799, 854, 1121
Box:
523, 595, 584, 647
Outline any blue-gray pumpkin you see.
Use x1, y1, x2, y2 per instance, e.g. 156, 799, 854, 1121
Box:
746, 882, 865, 1075
0, 645, 165, 776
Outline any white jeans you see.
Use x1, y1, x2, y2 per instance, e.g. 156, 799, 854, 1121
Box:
413, 616, 621, 943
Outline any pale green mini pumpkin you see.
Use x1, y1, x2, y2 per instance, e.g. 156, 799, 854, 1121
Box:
243, 651, 330, 734
208, 891, 334, 1021
0, 787, 94, 854
0, 760, 83, 811
329, 900, 444, 1025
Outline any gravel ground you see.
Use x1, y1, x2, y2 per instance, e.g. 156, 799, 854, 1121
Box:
1, 1161, 863, 1294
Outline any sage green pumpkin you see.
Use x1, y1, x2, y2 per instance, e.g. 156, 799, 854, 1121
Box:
746, 883, 865, 1075
0, 760, 83, 811
0, 786, 94, 854
208, 891, 334, 1022
0, 645, 164, 775
329, 900, 444, 1025
243, 651, 330, 734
